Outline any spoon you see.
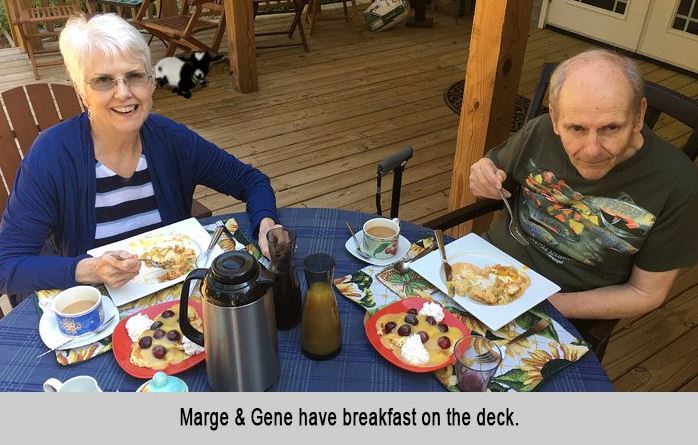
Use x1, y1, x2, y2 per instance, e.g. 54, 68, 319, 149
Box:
346, 221, 371, 260
36, 314, 117, 359
391, 241, 436, 274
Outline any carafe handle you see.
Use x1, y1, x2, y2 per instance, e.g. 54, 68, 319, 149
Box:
179, 268, 207, 347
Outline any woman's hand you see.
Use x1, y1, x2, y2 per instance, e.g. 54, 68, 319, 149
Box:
469, 158, 511, 200
257, 217, 282, 258
75, 251, 141, 288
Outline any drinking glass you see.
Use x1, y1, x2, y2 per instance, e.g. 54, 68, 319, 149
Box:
453, 335, 502, 392
301, 253, 342, 360
267, 227, 302, 330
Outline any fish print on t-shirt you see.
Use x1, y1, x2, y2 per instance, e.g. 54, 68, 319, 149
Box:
516, 160, 656, 266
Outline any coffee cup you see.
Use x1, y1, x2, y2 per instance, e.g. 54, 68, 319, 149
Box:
52, 286, 104, 336
43, 376, 102, 392
361, 217, 400, 259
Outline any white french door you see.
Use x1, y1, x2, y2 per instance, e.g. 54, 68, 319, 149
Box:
639, 0, 698, 72
543, 0, 651, 51
541, 0, 698, 73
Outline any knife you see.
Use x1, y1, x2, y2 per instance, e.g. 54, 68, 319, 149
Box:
434, 230, 455, 297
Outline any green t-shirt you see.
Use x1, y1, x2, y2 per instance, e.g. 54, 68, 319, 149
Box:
486, 115, 698, 292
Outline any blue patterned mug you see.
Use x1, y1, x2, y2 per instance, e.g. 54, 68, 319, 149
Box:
362, 217, 400, 259
52, 286, 105, 336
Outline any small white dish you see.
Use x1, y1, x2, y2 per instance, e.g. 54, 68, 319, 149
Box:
39, 296, 119, 350
345, 230, 411, 266
410, 233, 561, 331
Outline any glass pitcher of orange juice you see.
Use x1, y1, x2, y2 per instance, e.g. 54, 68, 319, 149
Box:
301, 253, 342, 360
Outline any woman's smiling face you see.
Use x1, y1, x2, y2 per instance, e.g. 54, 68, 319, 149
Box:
80, 51, 155, 136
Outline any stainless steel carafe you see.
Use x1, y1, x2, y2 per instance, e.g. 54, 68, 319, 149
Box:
179, 251, 279, 391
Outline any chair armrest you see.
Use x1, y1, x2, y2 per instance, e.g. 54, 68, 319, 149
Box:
191, 199, 212, 219
422, 199, 503, 231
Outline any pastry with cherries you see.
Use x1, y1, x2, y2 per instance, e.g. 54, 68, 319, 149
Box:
128, 303, 203, 370
375, 302, 463, 368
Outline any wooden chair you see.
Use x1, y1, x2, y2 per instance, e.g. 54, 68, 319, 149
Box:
423, 63, 698, 361
135, 0, 226, 56
253, 0, 309, 52
306, 0, 360, 36
375, 145, 413, 219
0, 83, 212, 223
6, 0, 84, 79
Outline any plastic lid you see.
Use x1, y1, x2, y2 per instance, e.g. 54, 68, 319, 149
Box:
143, 372, 188, 392
210, 251, 258, 285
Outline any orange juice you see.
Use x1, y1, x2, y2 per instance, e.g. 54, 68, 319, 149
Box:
301, 282, 342, 359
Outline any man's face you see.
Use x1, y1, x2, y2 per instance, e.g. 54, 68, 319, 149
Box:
550, 63, 646, 181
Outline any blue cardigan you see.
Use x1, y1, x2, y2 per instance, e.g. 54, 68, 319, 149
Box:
0, 113, 278, 295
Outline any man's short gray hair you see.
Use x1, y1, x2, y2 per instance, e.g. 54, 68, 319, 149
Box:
549, 49, 645, 114
59, 13, 153, 97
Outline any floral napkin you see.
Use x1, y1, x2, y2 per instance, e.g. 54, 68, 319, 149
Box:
35, 217, 261, 366
334, 238, 590, 392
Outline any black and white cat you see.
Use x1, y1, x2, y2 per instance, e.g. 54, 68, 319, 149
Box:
154, 52, 225, 99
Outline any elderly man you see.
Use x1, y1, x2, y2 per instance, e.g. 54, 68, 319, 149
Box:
470, 49, 698, 320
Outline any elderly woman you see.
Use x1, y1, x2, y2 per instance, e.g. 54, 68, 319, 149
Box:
0, 14, 281, 297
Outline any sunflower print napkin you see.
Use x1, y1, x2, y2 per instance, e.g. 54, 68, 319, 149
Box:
334, 238, 590, 392
35, 217, 261, 366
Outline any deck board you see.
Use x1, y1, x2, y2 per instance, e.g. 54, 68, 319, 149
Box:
1, 9, 697, 391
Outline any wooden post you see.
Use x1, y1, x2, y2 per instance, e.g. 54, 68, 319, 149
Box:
447, 0, 533, 236
3, 0, 23, 49
224, 0, 258, 93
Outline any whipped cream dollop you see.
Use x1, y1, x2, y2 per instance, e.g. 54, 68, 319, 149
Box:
182, 335, 205, 356
125, 313, 154, 342
418, 301, 445, 323
400, 333, 429, 365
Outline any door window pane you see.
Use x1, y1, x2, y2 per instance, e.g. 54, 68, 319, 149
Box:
672, 0, 698, 35
673, 17, 687, 31
686, 20, 698, 36
571, 0, 629, 15
677, 0, 692, 16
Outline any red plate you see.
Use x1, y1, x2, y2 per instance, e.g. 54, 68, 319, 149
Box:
365, 297, 470, 373
112, 300, 205, 379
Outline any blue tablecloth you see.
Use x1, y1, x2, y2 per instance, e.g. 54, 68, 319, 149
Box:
0, 208, 613, 391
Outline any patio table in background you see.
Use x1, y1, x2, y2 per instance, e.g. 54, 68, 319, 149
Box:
0, 208, 613, 392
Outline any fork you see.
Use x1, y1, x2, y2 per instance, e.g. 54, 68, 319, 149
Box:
198, 220, 226, 266
114, 254, 169, 269
478, 319, 551, 363
497, 188, 529, 246
434, 229, 454, 297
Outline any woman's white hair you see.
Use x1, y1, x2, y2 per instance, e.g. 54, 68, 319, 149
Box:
59, 13, 152, 97
549, 49, 645, 114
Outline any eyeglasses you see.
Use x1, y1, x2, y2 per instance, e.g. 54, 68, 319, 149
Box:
85, 72, 153, 92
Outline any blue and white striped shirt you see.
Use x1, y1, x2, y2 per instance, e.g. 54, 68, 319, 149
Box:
94, 154, 162, 247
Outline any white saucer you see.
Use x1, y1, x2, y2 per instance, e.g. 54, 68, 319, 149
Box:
344, 231, 411, 266
39, 296, 119, 350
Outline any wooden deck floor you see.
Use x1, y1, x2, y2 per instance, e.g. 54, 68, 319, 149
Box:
1, 8, 697, 391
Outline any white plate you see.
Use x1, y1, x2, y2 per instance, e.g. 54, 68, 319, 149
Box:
410, 233, 561, 331
344, 231, 410, 266
87, 218, 224, 306
39, 296, 119, 350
